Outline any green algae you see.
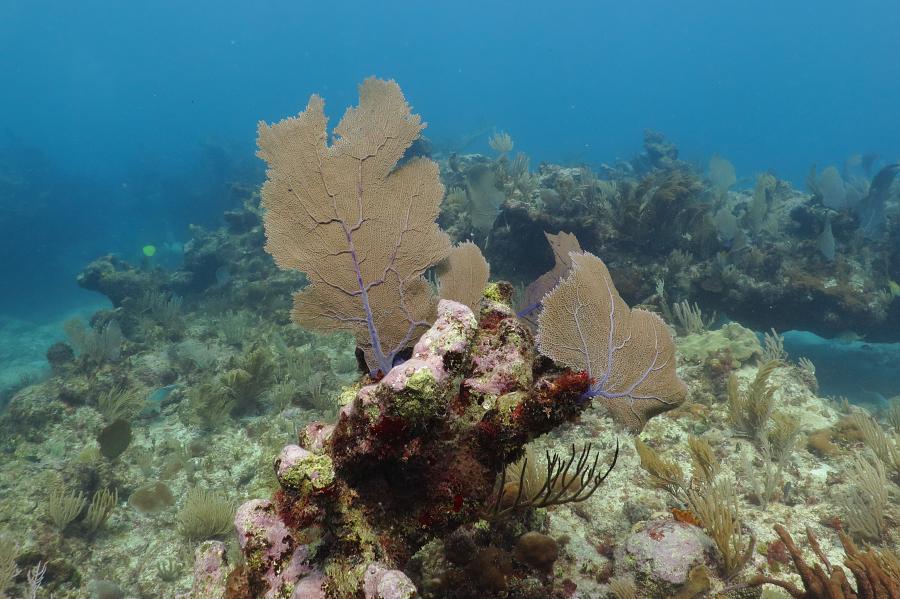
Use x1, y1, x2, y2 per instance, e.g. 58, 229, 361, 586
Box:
280, 453, 335, 494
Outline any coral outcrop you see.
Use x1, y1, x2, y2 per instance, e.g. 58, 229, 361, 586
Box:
615, 519, 716, 592
221, 293, 615, 597
441, 133, 900, 342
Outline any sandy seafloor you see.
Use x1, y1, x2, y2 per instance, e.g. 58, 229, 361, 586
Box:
1, 314, 896, 598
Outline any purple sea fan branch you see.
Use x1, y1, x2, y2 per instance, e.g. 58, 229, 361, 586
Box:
537, 251, 687, 432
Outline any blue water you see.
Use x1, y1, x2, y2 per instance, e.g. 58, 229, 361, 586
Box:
1, 0, 899, 397
4, 1, 900, 181
784, 331, 900, 404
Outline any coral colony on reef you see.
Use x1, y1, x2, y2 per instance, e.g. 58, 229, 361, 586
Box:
0, 77, 899, 599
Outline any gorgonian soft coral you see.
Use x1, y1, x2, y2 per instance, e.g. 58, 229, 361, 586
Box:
257, 78, 451, 376
538, 251, 687, 432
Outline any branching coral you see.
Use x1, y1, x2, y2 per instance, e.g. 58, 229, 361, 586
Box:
672, 300, 716, 335
687, 479, 755, 581
63, 318, 123, 364
635, 437, 755, 580
728, 361, 802, 508
490, 441, 619, 518
45, 485, 86, 531
747, 524, 900, 598
846, 412, 900, 480
840, 453, 890, 542
0, 532, 19, 598
85, 488, 118, 533
95, 385, 145, 423
608, 168, 712, 255
178, 488, 235, 541
728, 360, 781, 442
221, 346, 275, 415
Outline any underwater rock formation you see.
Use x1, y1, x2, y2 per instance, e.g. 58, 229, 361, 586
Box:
615, 519, 716, 593
174, 541, 229, 599
77, 254, 171, 307
220, 295, 616, 597
438, 135, 900, 342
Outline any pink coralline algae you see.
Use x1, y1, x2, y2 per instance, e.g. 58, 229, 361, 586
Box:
617, 519, 715, 586
370, 299, 479, 423
462, 305, 535, 404
175, 541, 228, 599
234, 499, 317, 598
290, 569, 326, 599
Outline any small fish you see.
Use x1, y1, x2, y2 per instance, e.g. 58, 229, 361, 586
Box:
148, 384, 177, 403
818, 217, 835, 261
889, 280, 900, 297
835, 330, 864, 343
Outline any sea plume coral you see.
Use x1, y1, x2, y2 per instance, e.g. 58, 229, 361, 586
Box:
537, 251, 687, 431
257, 77, 451, 375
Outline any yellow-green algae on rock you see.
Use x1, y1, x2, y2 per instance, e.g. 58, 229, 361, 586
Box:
678, 322, 762, 366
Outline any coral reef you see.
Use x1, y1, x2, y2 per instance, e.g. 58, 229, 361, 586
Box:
1, 176, 897, 597
0, 80, 898, 599
441, 133, 900, 342
221, 293, 617, 597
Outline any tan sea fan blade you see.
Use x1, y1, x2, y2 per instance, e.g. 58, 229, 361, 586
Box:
521, 231, 582, 318
257, 78, 451, 375
537, 252, 687, 432
437, 241, 490, 311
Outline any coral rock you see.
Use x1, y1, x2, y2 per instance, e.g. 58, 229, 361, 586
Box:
299, 422, 334, 453
290, 569, 327, 599
77, 254, 169, 306
615, 519, 715, 588
234, 499, 312, 598
190, 541, 229, 598
366, 299, 478, 425
678, 322, 762, 367
275, 444, 335, 495
226, 289, 602, 597
462, 300, 534, 406
359, 300, 475, 411
514, 532, 559, 575
363, 563, 418, 599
